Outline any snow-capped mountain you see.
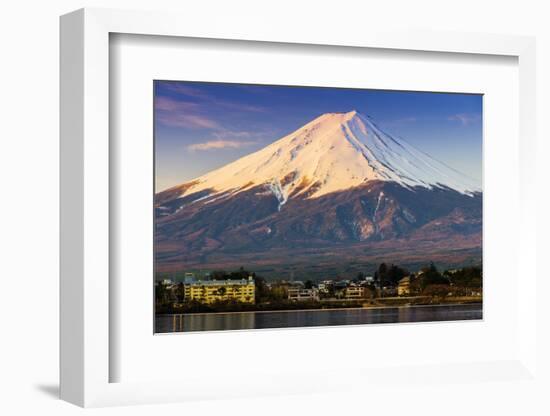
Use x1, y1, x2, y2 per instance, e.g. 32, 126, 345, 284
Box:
158, 110, 480, 211
155, 111, 482, 276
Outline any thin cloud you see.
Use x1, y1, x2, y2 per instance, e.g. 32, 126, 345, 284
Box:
159, 83, 210, 99
218, 101, 266, 113
212, 130, 253, 139
156, 82, 267, 113
448, 113, 481, 126
155, 96, 200, 112
155, 90, 266, 131
155, 97, 219, 129
188, 139, 258, 151
157, 113, 220, 129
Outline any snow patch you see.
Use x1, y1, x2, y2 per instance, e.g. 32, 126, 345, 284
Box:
267, 180, 288, 211
373, 191, 385, 219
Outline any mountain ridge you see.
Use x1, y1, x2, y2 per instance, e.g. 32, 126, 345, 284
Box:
157, 110, 480, 211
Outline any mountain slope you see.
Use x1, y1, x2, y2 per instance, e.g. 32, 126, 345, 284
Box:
155, 111, 482, 276
157, 110, 479, 211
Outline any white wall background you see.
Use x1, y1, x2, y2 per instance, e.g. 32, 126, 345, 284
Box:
1, 0, 548, 414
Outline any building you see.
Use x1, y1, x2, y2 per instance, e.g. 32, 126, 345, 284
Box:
317, 281, 332, 295
344, 285, 366, 299
184, 276, 255, 304
397, 276, 411, 296
288, 287, 319, 301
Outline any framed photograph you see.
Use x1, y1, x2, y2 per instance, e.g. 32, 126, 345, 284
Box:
153, 80, 483, 334
60, 8, 538, 408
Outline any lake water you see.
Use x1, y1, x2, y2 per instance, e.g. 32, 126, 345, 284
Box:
155, 304, 482, 333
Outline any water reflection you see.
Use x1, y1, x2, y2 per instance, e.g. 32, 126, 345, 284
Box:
155, 304, 482, 333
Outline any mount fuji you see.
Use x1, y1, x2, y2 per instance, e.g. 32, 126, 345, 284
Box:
155, 111, 482, 277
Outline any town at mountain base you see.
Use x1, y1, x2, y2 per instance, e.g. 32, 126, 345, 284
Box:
155, 111, 482, 279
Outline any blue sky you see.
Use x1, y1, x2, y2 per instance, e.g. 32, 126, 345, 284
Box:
155, 80, 482, 191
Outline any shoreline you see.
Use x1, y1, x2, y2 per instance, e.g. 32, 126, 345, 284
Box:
156, 301, 482, 317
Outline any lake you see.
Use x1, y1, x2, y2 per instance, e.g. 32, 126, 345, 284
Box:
155, 303, 482, 333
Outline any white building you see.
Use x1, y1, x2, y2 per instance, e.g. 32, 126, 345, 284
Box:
344, 285, 366, 299
288, 287, 320, 301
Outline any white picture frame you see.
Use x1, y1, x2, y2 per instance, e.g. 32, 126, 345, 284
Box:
60, 7, 538, 408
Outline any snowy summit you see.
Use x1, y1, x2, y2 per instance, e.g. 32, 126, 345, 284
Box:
170, 110, 481, 206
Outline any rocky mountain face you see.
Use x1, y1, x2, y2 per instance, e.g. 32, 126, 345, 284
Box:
155, 111, 482, 276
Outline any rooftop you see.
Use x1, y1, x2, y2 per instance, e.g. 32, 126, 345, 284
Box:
185, 278, 254, 286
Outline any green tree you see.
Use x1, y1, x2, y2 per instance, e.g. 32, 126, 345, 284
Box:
176, 282, 185, 302
362, 286, 374, 299
448, 266, 482, 288
254, 275, 269, 303
354, 272, 365, 283
420, 262, 449, 290
270, 285, 288, 301
155, 281, 169, 304
377, 263, 408, 287
379, 263, 388, 278
423, 284, 451, 298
